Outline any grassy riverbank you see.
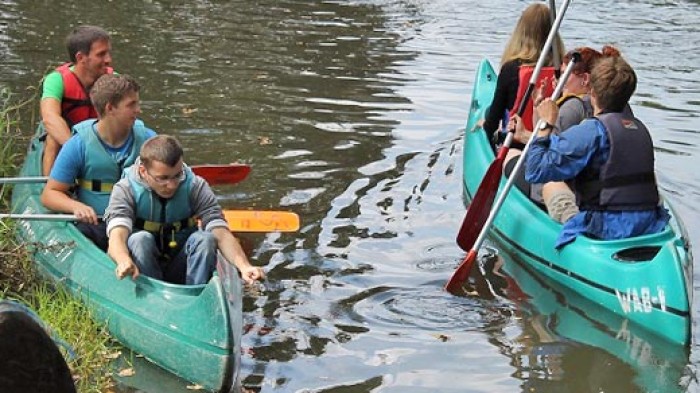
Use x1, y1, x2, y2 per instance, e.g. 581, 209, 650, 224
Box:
0, 88, 119, 392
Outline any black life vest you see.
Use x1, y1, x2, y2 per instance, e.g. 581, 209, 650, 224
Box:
576, 112, 659, 211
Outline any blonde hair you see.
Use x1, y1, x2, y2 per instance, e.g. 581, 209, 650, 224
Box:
501, 3, 565, 66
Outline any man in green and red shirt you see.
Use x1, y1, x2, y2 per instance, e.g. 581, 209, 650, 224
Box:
41, 25, 113, 176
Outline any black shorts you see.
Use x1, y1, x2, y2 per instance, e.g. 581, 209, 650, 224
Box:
503, 155, 531, 197
74, 221, 108, 251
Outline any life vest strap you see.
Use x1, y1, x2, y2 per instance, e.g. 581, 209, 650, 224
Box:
601, 172, 655, 188
134, 217, 197, 233
77, 179, 114, 193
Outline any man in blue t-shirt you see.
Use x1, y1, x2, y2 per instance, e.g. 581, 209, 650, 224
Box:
41, 74, 156, 250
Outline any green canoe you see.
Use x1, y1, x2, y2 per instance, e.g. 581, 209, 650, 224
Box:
9, 132, 242, 392
461, 59, 693, 346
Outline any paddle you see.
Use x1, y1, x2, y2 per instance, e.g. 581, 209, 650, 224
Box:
0, 164, 251, 186
548, 0, 561, 71
0, 210, 300, 233
191, 164, 251, 186
445, 52, 580, 295
455, 0, 572, 253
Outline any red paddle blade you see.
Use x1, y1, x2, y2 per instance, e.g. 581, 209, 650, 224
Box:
191, 164, 251, 185
456, 156, 504, 251
445, 249, 478, 294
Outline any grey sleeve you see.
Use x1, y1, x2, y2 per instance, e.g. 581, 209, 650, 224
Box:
190, 176, 228, 231
556, 99, 587, 132
104, 179, 137, 236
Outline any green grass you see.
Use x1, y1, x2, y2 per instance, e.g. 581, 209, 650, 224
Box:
0, 86, 120, 393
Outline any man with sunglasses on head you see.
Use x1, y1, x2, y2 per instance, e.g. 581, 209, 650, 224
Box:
41, 74, 155, 251
104, 135, 264, 286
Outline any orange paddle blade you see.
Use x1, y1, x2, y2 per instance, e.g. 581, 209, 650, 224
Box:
445, 249, 478, 294
223, 210, 300, 232
192, 164, 251, 185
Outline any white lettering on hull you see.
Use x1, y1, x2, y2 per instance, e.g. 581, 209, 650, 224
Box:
615, 287, 666, 314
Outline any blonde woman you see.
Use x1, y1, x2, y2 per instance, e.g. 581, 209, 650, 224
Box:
482, 3, 565, 144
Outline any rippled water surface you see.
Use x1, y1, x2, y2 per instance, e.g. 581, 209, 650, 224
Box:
1, 1, 699, 392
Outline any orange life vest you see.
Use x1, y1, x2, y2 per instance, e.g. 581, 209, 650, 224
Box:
56, 63, 114, 127
509, 65, 556, 131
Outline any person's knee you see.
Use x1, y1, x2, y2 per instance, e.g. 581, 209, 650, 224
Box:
187, 231, 217, 250
128, 230, 156, 244
127, 231, 159, 257
545, 190, 579, 223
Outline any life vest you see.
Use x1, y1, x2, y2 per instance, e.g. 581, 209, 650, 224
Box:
127, 166, 197, 256
74, 119, 150, 215
510, 65, 556, 131
575, 113, 659, 211
56, 63, 114, 127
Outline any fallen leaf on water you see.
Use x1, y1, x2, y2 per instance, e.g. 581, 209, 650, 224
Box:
182, 107, 198, 115
258, 136, 272, 145
431, 333, 450, 342
118, 368, 135, 377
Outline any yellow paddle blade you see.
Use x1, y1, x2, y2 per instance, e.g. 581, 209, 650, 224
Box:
223, 210, 300, 232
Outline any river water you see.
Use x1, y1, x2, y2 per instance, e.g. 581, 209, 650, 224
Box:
1, 1, 699, 392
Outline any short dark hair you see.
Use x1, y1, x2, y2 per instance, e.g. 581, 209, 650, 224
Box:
590, 56, 637, 113
0, 303, 76, 393
140, 135, 184, 168
89, 74, 140, 117
65, 25, 110, 63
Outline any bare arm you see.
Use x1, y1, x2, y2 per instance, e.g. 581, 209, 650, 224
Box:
40, 179, 98, 224
107, 226, 139, 280
212, 227, 264, 284
40, 98, 72, 145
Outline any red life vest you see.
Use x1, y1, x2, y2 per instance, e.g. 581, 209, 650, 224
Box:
509, 65, 556, 131
56, 63, 114, 127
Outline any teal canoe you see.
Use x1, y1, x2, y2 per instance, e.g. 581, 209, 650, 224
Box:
461, 59, 693, 346
8, 131, 242, 392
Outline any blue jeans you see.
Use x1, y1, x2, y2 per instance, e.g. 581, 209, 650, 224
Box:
127, 230, 217, 285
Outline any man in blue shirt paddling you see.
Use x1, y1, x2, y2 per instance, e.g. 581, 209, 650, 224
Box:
523, 55, 669, 248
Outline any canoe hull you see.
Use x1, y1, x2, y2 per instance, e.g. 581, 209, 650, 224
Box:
10, 135, 239, 392
461, 59, 692, 346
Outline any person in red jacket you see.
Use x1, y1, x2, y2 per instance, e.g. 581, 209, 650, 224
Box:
40, 25, 113, 176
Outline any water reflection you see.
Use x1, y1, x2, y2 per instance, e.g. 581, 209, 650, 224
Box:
473, 247, 690, 393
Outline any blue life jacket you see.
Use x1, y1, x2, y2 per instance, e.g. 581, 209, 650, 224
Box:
576, 112, 659, 211
127, 165, 197, 255
74, 119, 150, 215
